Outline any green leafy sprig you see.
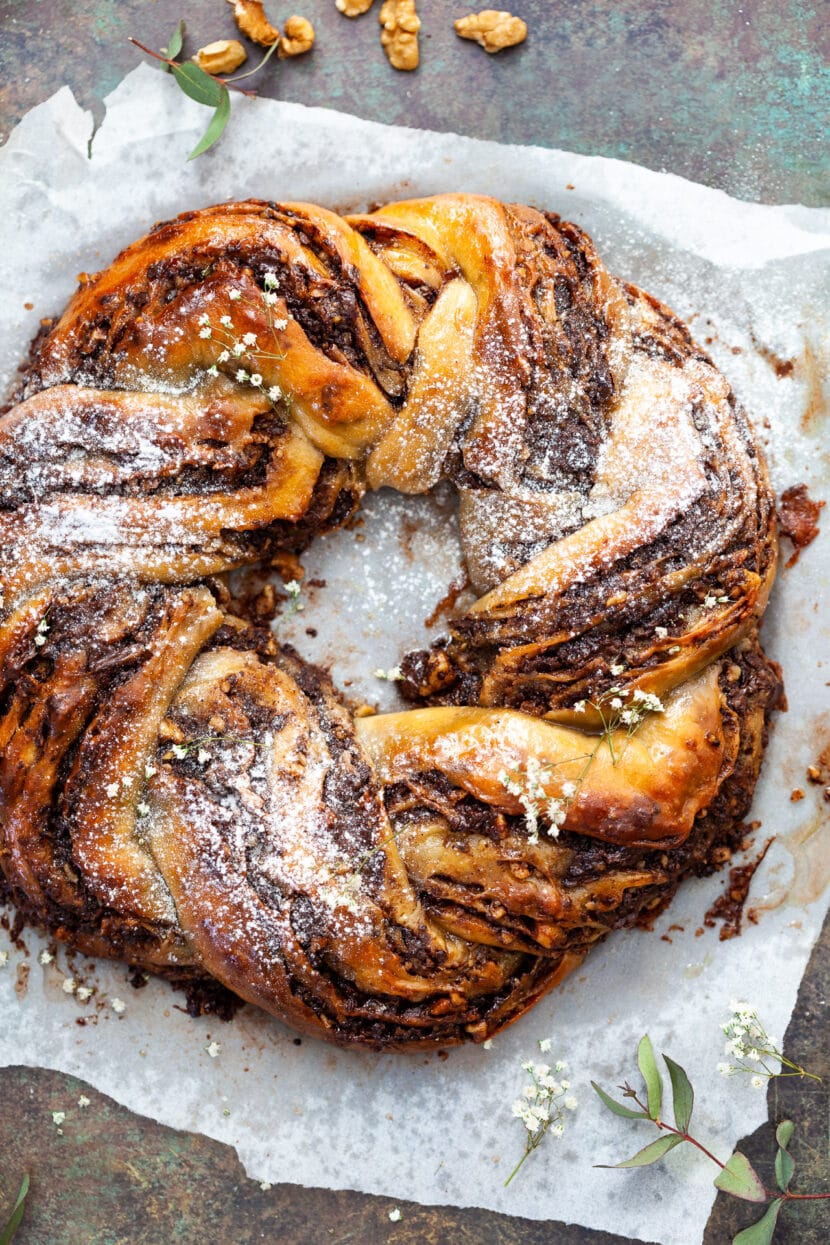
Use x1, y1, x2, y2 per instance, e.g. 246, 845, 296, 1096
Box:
592, 1035, 829, 1244
0, 1175, 29, 1245
129, 22, 280, 159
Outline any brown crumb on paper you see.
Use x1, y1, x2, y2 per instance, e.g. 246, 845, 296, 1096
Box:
704, 838, 773, 940
379, 0, 420, 71
454, 10, 528, 53
193, 40, 248, 75
279, 16, 315, 57
227, 0, 280, 47
778, 483, 824, 567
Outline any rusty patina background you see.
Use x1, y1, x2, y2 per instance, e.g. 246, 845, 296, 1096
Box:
0, 1, 827, 1241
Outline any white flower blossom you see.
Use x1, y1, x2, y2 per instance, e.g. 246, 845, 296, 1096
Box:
250, 374, 263, 387
199, 326, 212, 339
217, 349, 230, 363
268, 385, 282, 403
229, 289, 242, 301
242, 332, 258, 347
110, 998, 126, 1014
220, 315, 233, 328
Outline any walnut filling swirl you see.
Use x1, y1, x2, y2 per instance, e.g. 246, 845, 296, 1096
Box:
0, 195, 780, 1048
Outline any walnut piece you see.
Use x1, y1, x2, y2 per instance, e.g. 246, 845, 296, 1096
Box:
454, 9, 527, 53
226, 0, 280, 47
192, 39, 248, 75
379, 0, 420, 71
279, 15, 315, 57
336, 0, 375, 15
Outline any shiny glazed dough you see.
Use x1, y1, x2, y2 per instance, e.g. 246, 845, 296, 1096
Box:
0, 195, 780, 1047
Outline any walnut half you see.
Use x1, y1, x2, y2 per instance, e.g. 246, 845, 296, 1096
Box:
192, 40, 248, 76
454, 9, 527, 53
379, 0, 420, 71
226, 0, 280, 48
279, 15, 315, 57
335, 0, 375, 15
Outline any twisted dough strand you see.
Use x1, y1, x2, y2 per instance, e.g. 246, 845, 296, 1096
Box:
0, 196, 780, 1046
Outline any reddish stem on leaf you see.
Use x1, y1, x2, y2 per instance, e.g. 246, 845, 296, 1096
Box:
128, 38, 258, 97
630, 1093, 830, 1203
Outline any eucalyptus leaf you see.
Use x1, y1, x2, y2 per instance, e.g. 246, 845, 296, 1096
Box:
714, 1152, 767, 1203
0, 1173, 29, 1245
732, 1198, 783, 1245
775, 1120, 794, 1150
162, 20, 185, 65
591, 1081, 650, 1120
774, 1146, 795, 1192
188, 86, 231, 160
597, 1132, 684, 1169
637, 1035, 662, 1120
171, 62, 224, 109
664, 1053, 694, 1133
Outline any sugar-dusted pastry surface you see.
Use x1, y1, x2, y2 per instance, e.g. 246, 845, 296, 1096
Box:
0, 195, 781, 1047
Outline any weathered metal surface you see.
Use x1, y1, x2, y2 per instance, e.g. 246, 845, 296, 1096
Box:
0, 1, 827, 204
0, 1, 827, 1240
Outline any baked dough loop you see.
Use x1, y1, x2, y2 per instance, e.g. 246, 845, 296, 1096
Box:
0, 196, 780, 1047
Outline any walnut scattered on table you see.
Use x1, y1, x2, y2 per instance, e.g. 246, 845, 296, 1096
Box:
454, 9, 528, 53
336, 0, 375, 15
379, 0, 420, 70
192, 39, 248, 75
226, 0, 280, 47
279, 15, 315, 56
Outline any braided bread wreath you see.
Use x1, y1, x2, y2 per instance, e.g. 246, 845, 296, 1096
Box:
0, 194, 782, 1050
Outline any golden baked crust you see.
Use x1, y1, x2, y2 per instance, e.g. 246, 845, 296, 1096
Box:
0, 195, 780, 1046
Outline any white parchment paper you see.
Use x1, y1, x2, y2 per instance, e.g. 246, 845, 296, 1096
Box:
0, 66, 828, 1244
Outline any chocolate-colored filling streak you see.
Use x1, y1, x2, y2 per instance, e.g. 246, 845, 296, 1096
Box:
0, 195, 781, 1048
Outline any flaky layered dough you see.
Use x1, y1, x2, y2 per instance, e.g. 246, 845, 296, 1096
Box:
0, 196, 781, 1047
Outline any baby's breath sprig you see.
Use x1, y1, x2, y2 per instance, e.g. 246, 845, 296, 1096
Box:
505, 1053, 577, 1186
498, 673, 665, 843
718, 1001, 820, 1087
197, 275, 290, 410
281, 580, 304, 618
593, 1032, 828, 1244
130, 23, 281, 159
166, 729, 275, 764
